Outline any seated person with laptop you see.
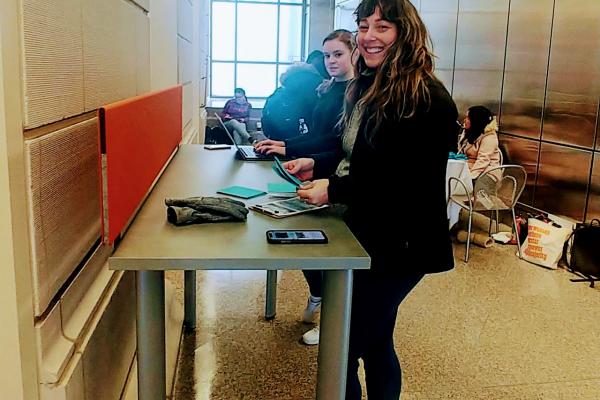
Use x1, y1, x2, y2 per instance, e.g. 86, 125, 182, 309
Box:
219, 88, 254, 145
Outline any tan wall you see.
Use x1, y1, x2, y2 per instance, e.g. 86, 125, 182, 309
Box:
1, 0, 203, 397
150, 0, 178, 91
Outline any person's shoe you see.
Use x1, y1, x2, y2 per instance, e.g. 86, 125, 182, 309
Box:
301, 297, 321, 323
302, 326, 320, 345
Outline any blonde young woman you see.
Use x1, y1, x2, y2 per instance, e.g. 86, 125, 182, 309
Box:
283, 0, 458, 398
255, 29, 355, 158
256, 29, 356, 346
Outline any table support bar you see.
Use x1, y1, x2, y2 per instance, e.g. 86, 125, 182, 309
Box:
265, 270, 277, 320
136, 271, 166, 400
184, 270, 196, 330
316, 269, 353, 400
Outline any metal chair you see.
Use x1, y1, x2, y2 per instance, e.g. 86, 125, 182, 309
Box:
448, 165, 527, 262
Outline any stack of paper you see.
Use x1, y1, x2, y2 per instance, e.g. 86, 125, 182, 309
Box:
267, 182, 297, 198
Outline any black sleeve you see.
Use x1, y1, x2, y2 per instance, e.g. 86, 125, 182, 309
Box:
285, 134, 340, 158
312, 146, 345, 179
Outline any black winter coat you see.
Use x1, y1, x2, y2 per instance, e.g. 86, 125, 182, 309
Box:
284, 80, 348, 157
327, 77, 458, 274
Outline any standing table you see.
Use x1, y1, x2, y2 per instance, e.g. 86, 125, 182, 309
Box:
109, 145, 370, 400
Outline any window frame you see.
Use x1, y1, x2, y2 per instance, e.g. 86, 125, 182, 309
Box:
209, 0, 309, 100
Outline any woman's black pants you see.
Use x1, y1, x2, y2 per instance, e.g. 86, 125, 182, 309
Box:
302, 270, 323, 298
345, 269, 424, 400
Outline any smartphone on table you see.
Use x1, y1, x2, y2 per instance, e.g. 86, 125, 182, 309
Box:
204, 144, 231, 150
266, 230, 328, 244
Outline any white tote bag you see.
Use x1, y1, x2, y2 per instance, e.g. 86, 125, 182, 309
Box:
522, 218, 571, 269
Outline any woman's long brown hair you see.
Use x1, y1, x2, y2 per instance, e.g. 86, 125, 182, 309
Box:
345, 0, 437, 139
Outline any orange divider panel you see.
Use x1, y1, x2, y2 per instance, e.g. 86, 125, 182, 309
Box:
98, 85, 182, 245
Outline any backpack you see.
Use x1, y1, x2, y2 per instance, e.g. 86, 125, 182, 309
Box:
204, 125, 232, 145
261, 87, 315, 141
564, 219, 600, 287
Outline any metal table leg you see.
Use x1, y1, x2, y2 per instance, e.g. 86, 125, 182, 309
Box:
265, 270, 277, 320
136, 271, 166, 400
184, 270, 196, 330
316, 269, 353, 400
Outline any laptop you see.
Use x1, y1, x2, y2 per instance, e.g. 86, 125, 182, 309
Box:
215, 113, 283, 161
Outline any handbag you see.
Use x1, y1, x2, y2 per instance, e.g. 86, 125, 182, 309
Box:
565, 219, 600, 287
521, 217, 571, 269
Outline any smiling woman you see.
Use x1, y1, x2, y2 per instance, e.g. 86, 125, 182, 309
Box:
284, 0, 460, 398
356, 7, 398, 68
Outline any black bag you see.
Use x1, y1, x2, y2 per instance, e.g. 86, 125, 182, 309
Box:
204, 126, 232, 145
565, 219, 600, 287
261, 87, 311, 141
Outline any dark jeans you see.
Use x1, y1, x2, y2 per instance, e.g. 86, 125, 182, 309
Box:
302, 270, 323, 298
346, 269, 424, 400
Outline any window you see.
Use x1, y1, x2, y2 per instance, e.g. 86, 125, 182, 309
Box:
210, 0, 308, 99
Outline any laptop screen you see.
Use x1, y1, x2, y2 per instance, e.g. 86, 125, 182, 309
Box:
214, 113, 240, 149
213, 113, 274, 161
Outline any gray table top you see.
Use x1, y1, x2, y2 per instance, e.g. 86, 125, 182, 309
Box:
109, 144, 370, 271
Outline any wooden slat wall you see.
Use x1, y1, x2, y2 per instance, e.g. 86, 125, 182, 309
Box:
22, 0, 85, 128
25, 117, 101, 316
16, 0, 192, 397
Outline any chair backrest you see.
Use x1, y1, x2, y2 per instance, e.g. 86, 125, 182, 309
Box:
473, 165, 527, 211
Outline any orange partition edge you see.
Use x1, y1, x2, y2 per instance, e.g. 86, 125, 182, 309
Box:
98, 85, 182, 245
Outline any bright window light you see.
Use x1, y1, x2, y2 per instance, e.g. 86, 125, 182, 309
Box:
237, 4, 278, 62
237, 64, 277, 97
210, 0, 307, 99
211, 3, 235, 60
211, 62, 235, 97
279, 5, 303, 62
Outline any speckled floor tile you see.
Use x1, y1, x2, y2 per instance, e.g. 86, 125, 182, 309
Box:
172, 241, 600, 400
402, 379, 600, 400
472, 262, 600, 387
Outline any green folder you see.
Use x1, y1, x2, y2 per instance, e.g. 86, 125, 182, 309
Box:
217, 185, 267, 199
267, 182, 298, 194
272, 156, 302, 187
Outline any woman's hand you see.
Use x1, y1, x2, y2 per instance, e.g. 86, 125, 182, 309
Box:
283, 158, 314, 181
257, 144, 286, 156
254, 139, 286, 155
297, 179, 329, 206
254, 139, 285, 149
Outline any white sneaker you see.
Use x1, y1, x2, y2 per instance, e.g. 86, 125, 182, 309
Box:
301, 298, 321, 323
302, 326, 320, 345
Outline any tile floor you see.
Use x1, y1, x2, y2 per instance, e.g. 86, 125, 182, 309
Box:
172, 239, 600, 399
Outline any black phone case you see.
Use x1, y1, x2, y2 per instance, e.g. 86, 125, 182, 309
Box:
266, 230, 328, 244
